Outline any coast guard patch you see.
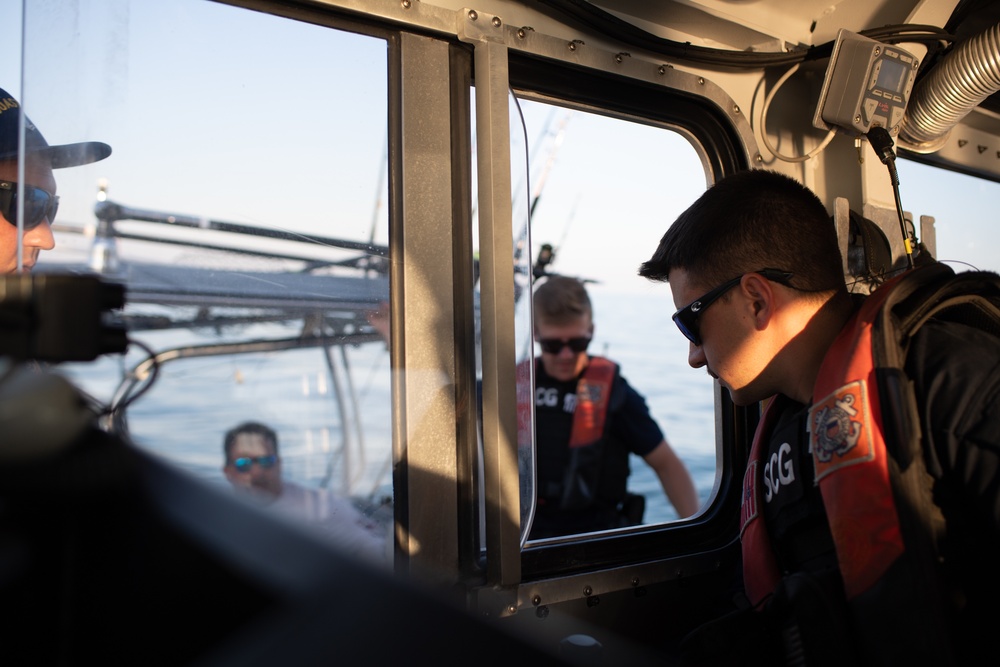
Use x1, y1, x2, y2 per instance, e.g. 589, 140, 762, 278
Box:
808, 380, 875, 482
577, 380, 604, 405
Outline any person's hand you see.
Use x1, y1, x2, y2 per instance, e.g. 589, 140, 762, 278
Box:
366, 301, 390, 343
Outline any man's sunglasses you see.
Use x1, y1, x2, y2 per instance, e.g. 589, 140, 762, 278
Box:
231, 455, 278, 473
0, 180, 59, 231
672, 269, 793, 346
537, 337, 591, 354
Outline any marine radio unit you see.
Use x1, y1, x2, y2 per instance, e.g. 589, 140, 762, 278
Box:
814, 29, 919, 136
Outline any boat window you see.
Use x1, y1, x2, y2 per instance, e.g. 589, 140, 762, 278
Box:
896, 159, 1000, 274
469, 86, 537, 546
20, 0, 393, 566
513, 97, 717, 541
511, 91, 537, 543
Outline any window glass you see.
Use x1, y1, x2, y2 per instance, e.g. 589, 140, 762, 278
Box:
514, 97, 716, 540
896, 159, 1000, 274
16, 0, 392, 565
510, 91, 536, 543
469, 87, 536, 546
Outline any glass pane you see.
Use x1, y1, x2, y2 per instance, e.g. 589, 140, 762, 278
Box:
514, 97, 716, 540
896, 159, 1000, 274
16, 0, 392, 565
510, 91, 536, 544
469, 87, 537, 547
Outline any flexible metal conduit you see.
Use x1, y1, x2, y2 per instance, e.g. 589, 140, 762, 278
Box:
899, 22, 1000, 153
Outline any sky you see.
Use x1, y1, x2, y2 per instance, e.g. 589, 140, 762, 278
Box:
2, 0, 999, 293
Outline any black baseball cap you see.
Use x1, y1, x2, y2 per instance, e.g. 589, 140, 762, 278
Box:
0, 87, 111, 169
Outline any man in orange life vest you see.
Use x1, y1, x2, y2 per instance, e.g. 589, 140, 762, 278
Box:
639, 169, 1000, 665
529, 275, 699, 540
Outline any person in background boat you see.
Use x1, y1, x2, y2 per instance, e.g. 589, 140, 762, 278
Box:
638, 169, 1000, 665
528, 276, 699, 539
223, 421, 389, 566
0, 86, 110, 274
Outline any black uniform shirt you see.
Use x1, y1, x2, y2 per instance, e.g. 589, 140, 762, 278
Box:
760, 394, 837, 573
533, 358, 664, 492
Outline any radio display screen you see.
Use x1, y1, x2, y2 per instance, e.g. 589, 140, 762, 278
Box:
875, 58, 909, 95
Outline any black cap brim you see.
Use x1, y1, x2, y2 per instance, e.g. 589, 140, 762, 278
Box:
0, 141, 112, 169
0, 87, 112, 170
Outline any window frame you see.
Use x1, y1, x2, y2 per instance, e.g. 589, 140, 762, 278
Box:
503, 51, 756, 583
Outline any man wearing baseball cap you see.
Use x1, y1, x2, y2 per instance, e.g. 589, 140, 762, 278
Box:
0, 87, 111, 273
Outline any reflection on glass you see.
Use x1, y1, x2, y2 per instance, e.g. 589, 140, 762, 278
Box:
24, 0, 393, 559
510, 91, 537, 544
512, 97, 717, 540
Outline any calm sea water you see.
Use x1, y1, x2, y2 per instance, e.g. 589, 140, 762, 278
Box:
59, 288, 718, 528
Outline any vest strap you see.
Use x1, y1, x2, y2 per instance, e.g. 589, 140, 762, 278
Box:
569, 357, 616, 449
741, 398, 783, 607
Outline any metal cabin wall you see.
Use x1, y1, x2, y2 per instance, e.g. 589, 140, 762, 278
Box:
459, 14, 525, 592
222, 0, 759, 586
394, 32, 469, 582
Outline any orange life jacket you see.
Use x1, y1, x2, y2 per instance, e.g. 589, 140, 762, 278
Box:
518, 356, 622, 511
738, 263, 1000, 664
741, 272, 909, 606
568, 356, 617, 449
517, 356, 618, 450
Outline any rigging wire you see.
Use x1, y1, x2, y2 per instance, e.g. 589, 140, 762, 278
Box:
550, 193, 581, 269
528, 112, 572, 219
340, 344, 368, 491
319, 337, 352, 492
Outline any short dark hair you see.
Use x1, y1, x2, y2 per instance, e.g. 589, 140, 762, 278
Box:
223, 421, 278, 461
533, 276, 592, 326
638, 169, 844, 292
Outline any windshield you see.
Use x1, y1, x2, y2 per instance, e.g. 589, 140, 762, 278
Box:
12, 0, 394, 565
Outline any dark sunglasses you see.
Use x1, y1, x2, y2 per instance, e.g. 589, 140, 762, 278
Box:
672, 269, 793, 346
0, 179, 59, 231
231, 455, 278, 473
537, 336, 591, 354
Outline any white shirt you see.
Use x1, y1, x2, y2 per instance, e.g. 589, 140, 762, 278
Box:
269, 481, 390, 566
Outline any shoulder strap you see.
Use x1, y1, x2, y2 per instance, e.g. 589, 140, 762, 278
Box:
872, 263, 1000, 457
568, 356, 618, 449
873, 262, 1000, 368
